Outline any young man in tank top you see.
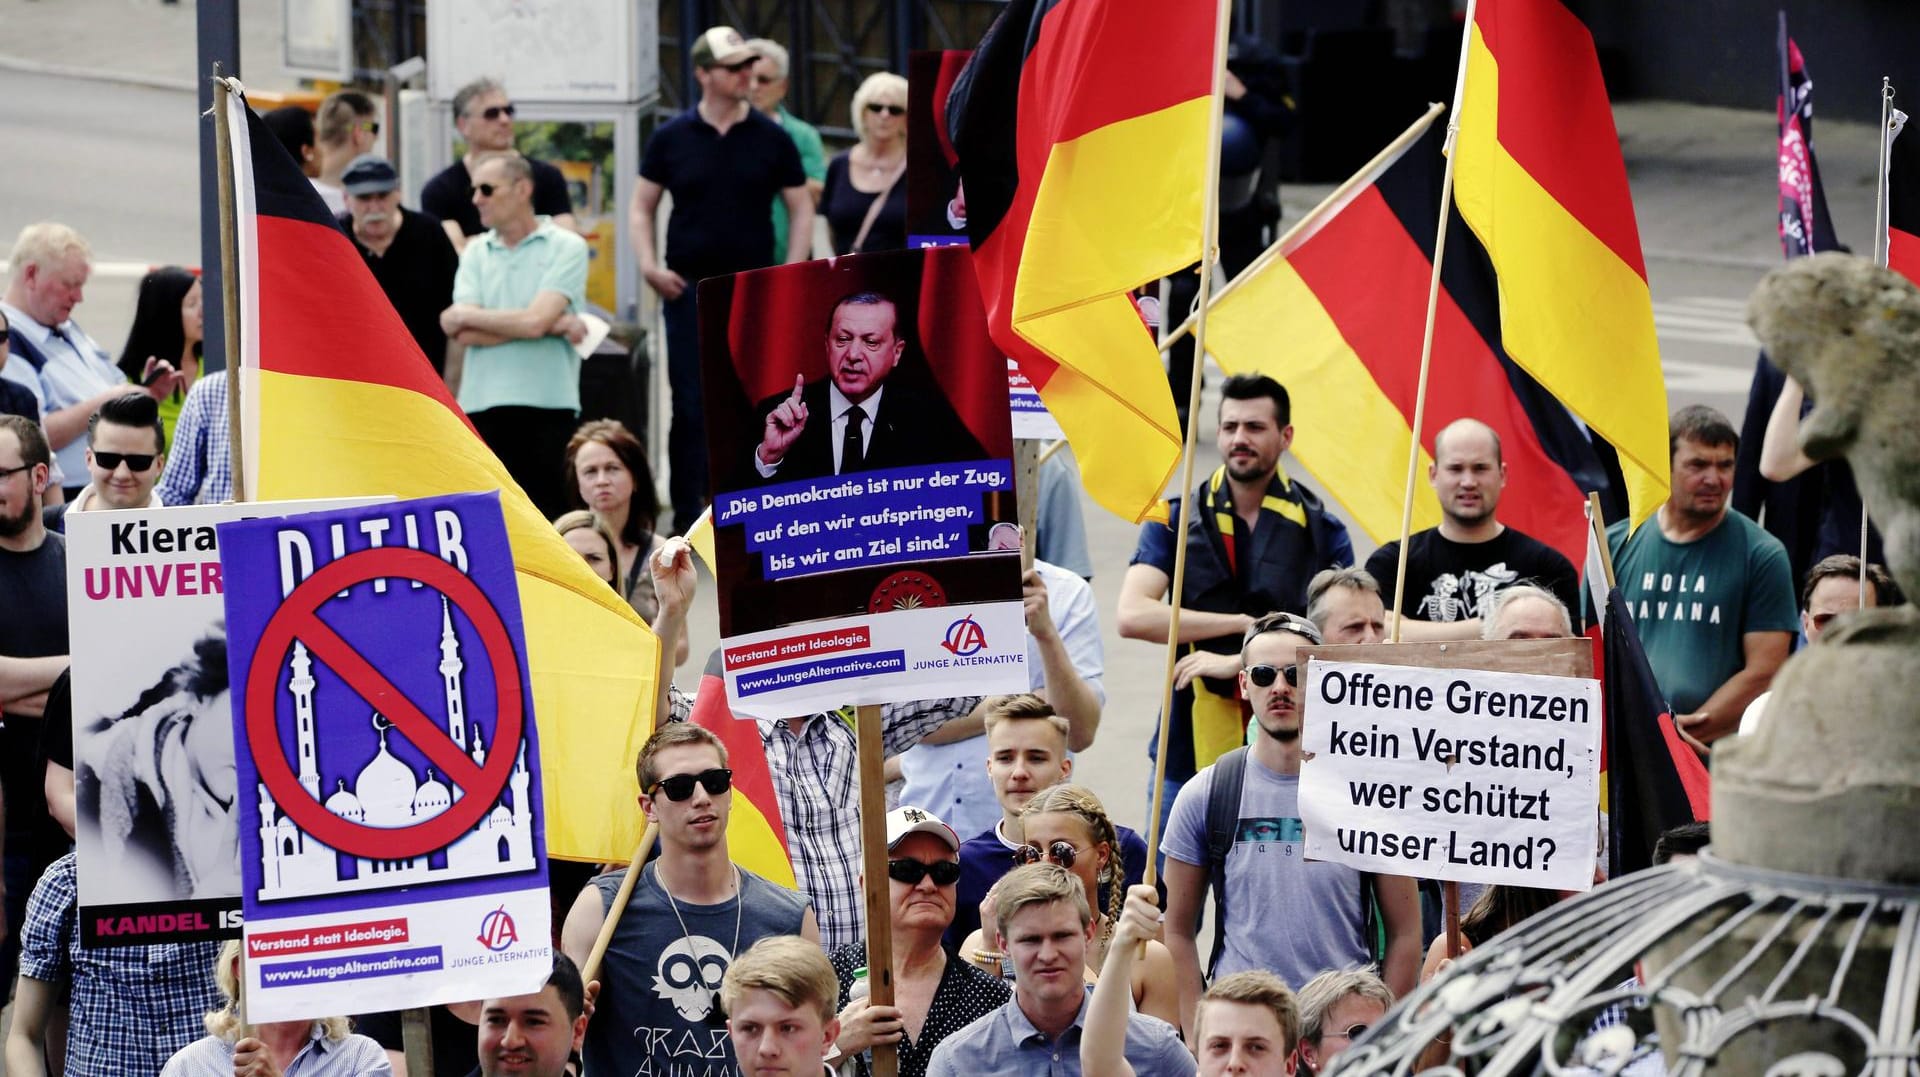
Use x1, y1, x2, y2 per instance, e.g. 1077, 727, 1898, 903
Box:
563, 723, 820, 1076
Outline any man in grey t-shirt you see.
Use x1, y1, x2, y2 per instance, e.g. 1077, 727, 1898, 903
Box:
562, 722, 818, 1077
1161, 612, 1421, 1042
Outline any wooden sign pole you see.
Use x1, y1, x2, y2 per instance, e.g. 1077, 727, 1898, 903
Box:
856, 704, 897, 1077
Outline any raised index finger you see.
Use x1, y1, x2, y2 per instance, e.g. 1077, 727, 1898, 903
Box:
790, 373, 805, 403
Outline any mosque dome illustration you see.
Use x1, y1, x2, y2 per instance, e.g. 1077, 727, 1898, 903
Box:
255, 599, 535, 899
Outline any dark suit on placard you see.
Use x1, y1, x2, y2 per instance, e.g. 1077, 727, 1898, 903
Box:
748, 373, 986, 485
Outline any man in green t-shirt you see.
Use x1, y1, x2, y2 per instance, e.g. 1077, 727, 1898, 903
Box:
1608, 405, 1798, 748
748, 38, 826, 262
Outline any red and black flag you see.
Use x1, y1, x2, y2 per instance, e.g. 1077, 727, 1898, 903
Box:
1585, 523, 1710, 879
945, 0, 1219, 523
1733, 13, 1847, 583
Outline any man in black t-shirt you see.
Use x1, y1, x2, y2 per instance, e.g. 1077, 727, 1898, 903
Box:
421, 77, 576, 254
339, 155, 460, 374
0, 415, 70, 978
1365, 418, 1580, 639
632, 25, 813, 530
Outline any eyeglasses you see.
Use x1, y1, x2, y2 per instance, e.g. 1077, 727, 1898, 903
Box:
865, 103, 907, 116
0, 463, 33, 481
719, 59, 757, 73
1245, 663, 1300, 689
649, 768, 733, 801
1809, 612, 1842, 631
887, 858, 961, 886
473, 183, 504, 198
477, 104, 517, 121
356, 120, 381, 136
753, 74, 780, 85
1322, 1023, 1370, 1042
93, 451, 158, 473
1014, 841, 1079, 869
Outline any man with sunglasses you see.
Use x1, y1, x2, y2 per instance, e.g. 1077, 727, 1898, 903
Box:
1292, 968, 1393, 1075
44, 391, 166, 534
827, 807, 1008, 1077
564, 723, 817, 1077
745, 38, 828, 265
633, 24, 813, 530
1161, 612, 1421, 1043
422, 78, 577, 254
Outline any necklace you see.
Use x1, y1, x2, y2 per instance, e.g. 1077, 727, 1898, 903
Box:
656, 863, 744, 1023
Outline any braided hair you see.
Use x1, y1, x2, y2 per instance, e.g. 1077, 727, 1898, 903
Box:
1021, 783, 1123, 946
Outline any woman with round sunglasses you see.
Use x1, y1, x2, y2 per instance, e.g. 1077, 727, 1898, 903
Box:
820, 72, 910, 254
827, 806, 1008, 1077
957, 784, 1182, 1027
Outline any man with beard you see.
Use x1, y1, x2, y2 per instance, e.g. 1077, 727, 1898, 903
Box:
1118, 374, 1351, 841
0, 416, 68, 971
1160, 612, 1421, 1042
562, 723, 816, 1077
1365, 419, 1579, 641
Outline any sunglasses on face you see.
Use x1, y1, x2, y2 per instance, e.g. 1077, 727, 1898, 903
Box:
356, 120, 381, 136
753, 74, 780, 85
1014, 841, 1079, 869
720, 59, 757, 73
1245, 663, 1300, 689
865, 103, 907, 116
887, 858, 961, 886
1323, 1023, 1370, 1042
477, 104, 517, 121
473, 182, 507, 197
93, 451, 158, 472
649, 768, 733, 801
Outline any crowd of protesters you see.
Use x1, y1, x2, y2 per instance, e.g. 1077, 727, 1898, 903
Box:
0, 21, 1894, 1077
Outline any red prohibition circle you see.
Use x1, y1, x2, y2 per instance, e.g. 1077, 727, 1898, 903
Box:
245, 546, 525, 860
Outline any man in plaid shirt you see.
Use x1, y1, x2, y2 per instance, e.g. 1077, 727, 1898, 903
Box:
156, 369, 230, 506
667, 689, 977, 950
5, 853, 222, 1077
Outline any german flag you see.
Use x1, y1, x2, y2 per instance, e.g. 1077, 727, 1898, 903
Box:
947, 0, 1218, 523
1891, 111, 1920, 286
1208, 108, 1626, 567
221, 92, 658, 864
1454, 0, 1670, 527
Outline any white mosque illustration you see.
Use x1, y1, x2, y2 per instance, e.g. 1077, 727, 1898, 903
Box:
256, 599, 535, 900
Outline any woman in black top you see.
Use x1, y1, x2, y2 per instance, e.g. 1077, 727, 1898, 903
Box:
821, 72, 910, 254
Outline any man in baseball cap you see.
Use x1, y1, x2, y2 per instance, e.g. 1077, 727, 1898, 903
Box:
690, 25, 759, 68
634, 22, 812, 532
337, 153, 460, 374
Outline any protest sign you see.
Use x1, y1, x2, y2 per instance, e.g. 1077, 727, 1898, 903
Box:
908, 50, 1063, 441
1300, 657, 1602, 892
699, 246, 1029, 716
220, 492, 549, 1020
64, 497, 380, 947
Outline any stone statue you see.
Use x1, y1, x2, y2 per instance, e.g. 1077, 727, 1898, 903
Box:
1720, 251, 1920, 885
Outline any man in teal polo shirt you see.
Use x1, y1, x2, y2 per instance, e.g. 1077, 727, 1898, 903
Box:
748, 38, 826, 263
441, 151, 589, 518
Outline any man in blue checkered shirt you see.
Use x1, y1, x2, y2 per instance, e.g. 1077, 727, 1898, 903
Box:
156, 369, 231, 506
4, 853, 222, 1076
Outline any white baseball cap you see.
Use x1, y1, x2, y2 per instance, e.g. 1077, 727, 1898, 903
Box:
886, 806, 959, 852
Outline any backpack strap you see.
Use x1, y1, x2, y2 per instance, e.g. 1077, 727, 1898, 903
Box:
1203, 746, 1249, 978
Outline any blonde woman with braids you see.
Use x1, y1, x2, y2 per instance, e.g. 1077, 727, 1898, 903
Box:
161, 939, 391, 1075
957, 784, 1182, 1026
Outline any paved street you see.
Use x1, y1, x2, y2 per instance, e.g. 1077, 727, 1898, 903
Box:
0, 0, 1890, 840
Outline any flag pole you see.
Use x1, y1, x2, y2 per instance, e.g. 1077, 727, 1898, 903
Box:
1389, 0, 1476, 654
1143, 0, 1236, 886
1389, 0, 1477, 960
1866, 78, 1897, 603
211, 68, 247, 501
579, 820, 660, 984
855, 703, 898, 1077
1156, 101, 1447, 354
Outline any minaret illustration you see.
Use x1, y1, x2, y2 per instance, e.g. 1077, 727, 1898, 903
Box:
256, 597, 534, 899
